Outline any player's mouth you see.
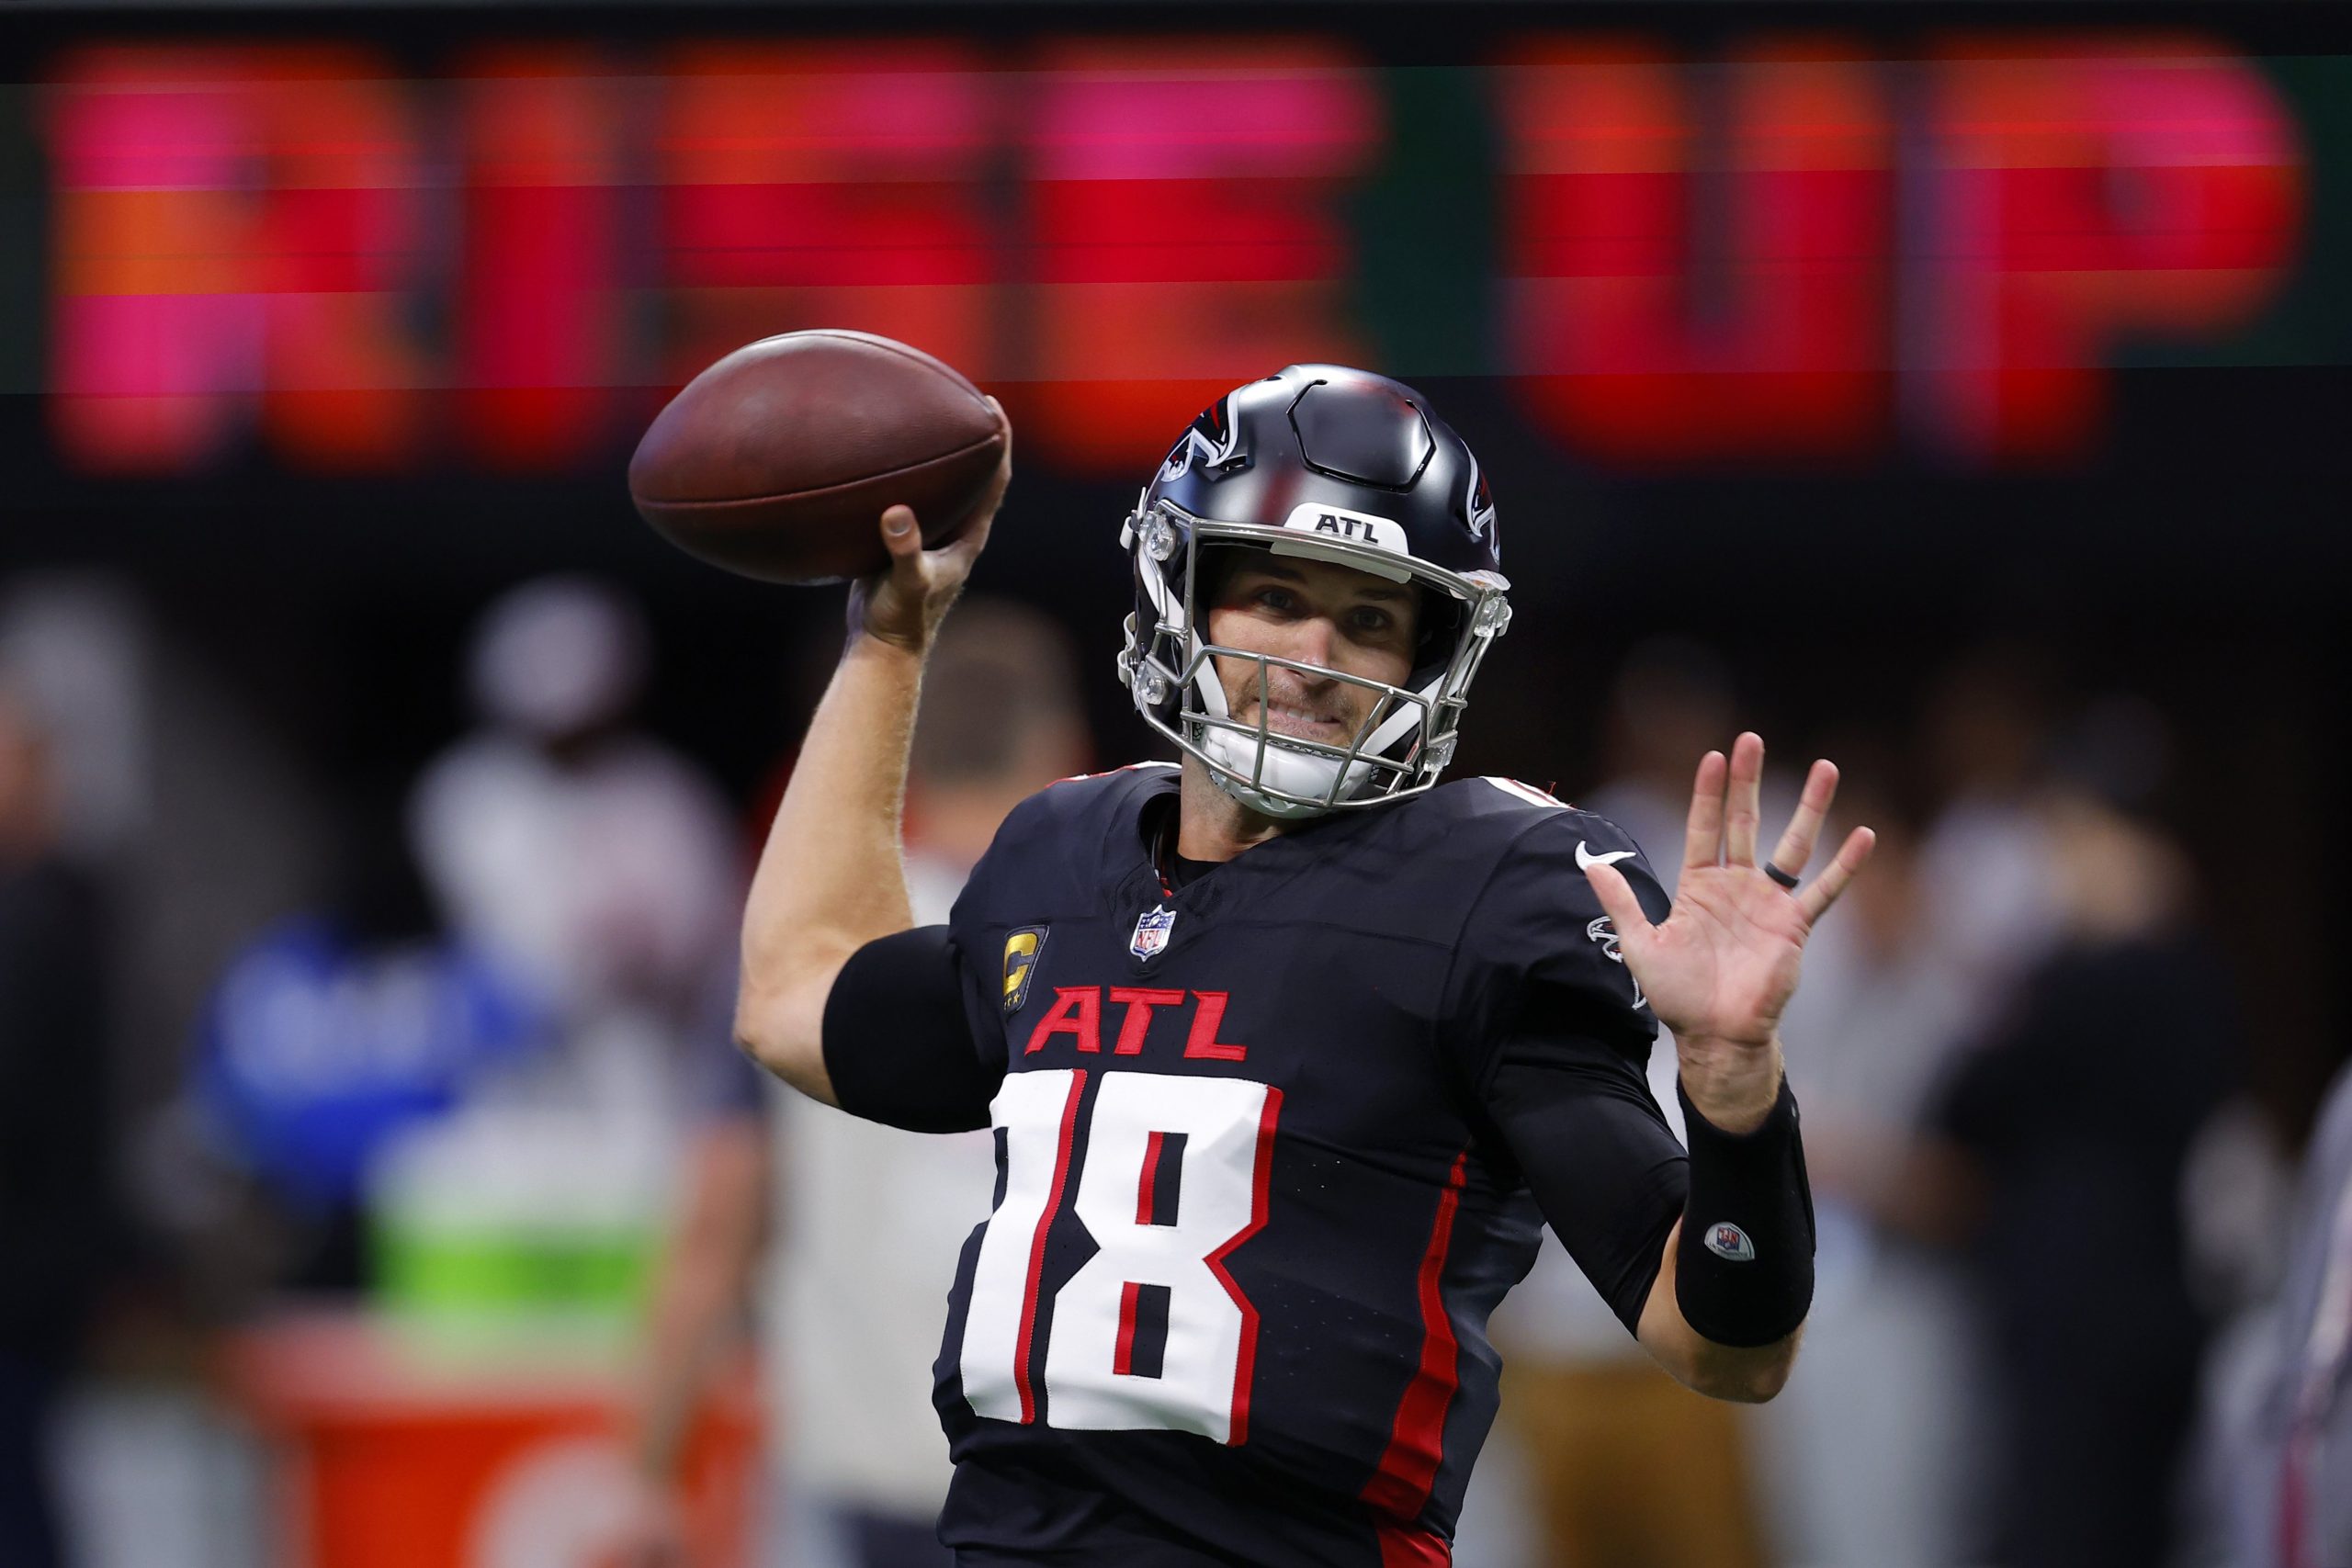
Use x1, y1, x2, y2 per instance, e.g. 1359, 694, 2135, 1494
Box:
1243, 701, 1359, 744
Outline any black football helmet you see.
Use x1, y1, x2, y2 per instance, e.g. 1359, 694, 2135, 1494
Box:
1117, 365, 1511, 818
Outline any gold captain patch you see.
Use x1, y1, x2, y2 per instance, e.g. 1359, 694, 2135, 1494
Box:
1001, 926, 1048, 1015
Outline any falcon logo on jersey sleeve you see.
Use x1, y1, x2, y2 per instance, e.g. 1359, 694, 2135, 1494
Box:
1003, 927, 1049, 1015
1130, 906, 1179, 961
1585, 915, 1647, 1010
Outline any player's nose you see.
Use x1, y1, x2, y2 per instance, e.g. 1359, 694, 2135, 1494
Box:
1283, 614, 1340, 672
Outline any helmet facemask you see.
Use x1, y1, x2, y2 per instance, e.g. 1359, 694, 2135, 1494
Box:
1118, 496, 1512, 819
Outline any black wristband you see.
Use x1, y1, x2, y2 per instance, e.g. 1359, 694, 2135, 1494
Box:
1674, 1075, 1816, 1348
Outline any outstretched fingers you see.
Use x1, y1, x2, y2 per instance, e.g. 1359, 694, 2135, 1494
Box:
1582, 857, 1657, 953
1723, 730, 1765, 867
1767, 758, 1840, 879
1795, 826, 1877, 924
1683, 749, 1728, 872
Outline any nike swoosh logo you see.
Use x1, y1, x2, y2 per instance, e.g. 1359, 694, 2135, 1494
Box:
1576, 841, 1636, 872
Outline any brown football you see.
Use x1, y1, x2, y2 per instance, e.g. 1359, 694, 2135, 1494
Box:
628, 330, 1006, 584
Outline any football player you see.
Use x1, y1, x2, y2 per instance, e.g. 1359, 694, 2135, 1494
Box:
735, 366, 1874, 1566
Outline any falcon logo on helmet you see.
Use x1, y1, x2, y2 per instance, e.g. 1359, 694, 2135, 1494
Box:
1158, 396, 1244, 483
1466, 458, 1498, 546
1117, 364, 1512, 819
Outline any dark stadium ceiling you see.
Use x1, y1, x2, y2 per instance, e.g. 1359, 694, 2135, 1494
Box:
3, 0, 2347, 16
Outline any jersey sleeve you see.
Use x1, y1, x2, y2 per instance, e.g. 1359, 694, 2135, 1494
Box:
820, 925, 1003, 1133
1442, 809, 1673, 1091
818, 784, 1068, 1132
1445, 809, 1684, 1333
1483, 992, 1689, 1332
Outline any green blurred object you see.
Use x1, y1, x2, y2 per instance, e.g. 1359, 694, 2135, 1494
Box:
372, 1217, 655, 1339
364, 1108, 673, 1355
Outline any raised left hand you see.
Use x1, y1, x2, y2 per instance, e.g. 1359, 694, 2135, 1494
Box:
1581, 732, 1873, 1123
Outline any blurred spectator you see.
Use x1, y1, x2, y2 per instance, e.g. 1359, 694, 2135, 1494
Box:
389, 577, 742, 1324
1583, 638, 1744, 858
411, 575, 740, 1051
2211, 1057, 2352, 1567
1487, 640, 1771, 1568
0, 678, 115, 1568
187, 784, 543, 1290
1912, 646, 2061, 1025
1919, 731, 2238, 1568
1753, 769, 1988, 1568
617, 599, 1089, 1568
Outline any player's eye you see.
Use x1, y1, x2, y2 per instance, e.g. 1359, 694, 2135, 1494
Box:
1251, 586, 1297, 614
1349, 606, 1396, 637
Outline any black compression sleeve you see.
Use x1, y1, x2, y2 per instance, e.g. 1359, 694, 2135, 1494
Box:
820, 925, 1000, 1134
1673, 1076, 1816, 1348
1482, 998, 1689, 1333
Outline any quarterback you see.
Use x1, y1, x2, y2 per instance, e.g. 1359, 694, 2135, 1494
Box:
735, 366, 1873, 1566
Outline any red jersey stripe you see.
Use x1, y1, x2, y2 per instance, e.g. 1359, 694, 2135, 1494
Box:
1136, 1130, 1167, 1224
1375, 1519, 1453, 1568
1204, 1084, 1283, 1447
1361, 1149, 1470, 1523
1012, 1068, 1089, 1425
1114, 1280, 1143, 1378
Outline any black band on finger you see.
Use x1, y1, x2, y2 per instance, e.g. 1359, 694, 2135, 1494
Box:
1764, 861, 1800, 890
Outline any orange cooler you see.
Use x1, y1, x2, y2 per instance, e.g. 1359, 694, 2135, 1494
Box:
222, 1311, 760, 1568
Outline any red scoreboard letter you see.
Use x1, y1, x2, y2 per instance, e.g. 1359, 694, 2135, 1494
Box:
46, 47, 428, 472
1498, 42, 1894, 464
453, 52, 627, 469
655, 44, 999, 404
1017, 42, 1382, 473
1912, 39, 2303, 461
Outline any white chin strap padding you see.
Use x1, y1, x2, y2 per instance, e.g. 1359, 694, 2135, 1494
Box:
1197, 725, 1373, 819
1185, 643, 1356, 817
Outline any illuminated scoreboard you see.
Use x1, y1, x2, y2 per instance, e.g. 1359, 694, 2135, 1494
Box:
32, 33, 2308, 477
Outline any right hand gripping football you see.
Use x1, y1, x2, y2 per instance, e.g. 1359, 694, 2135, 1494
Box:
848, 398, 1012, 655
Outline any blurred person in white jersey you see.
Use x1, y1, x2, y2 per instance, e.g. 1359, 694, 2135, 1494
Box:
406, 576, 741, 1126
386, 578, 744, 1341
1751, 763, 1987, 1568
617, 600, 1090, 1568
1910, 646, 2061, 1032
2215, 1057, 2352, 1568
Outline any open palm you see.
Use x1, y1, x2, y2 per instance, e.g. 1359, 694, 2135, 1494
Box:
1584, 733, 1874, 1052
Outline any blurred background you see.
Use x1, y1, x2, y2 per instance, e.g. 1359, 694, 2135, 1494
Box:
1, 2, 2346, 1565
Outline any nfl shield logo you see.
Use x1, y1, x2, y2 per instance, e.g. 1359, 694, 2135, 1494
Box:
1704, 1222, 1757, 1263
1130, 906, 1178, 961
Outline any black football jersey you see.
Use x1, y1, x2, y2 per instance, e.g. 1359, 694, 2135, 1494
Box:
827, 762, 1686, 1567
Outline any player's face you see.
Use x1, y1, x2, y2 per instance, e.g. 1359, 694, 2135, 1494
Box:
1204, 554, 1420, 748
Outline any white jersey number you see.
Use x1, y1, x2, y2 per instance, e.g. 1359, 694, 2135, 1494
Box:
959, 1069, 1280, 1445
